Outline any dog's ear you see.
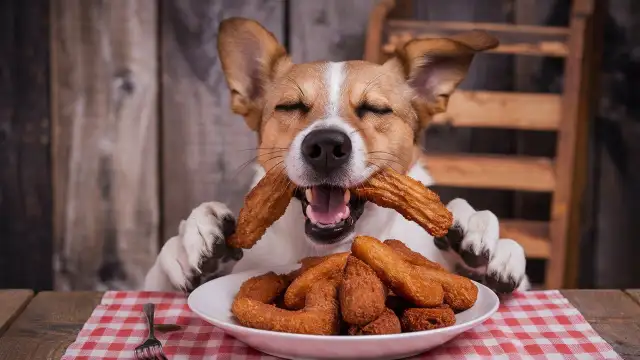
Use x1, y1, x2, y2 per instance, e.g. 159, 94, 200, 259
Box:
218, 17, 291, 131
383, 31, 498, 127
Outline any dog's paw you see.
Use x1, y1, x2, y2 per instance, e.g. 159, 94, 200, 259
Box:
434, 198, 528, 294
146, 202, 243, 292
485, 239, 529, 293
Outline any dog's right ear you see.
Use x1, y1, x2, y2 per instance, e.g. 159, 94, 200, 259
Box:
218, 18, 291, 131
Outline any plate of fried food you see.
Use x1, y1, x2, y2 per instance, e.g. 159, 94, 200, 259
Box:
188, 168, 499, 360
189, 236, 499, 360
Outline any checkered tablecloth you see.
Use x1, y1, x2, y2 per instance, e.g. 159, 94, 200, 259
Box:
62, 290, 621, 360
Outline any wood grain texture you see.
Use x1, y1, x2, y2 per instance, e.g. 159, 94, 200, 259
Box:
421, 154, 555, 192
627, 290, 640, 305
0, 290, 34, 337
562, 290, 640, 320
500, 220, 549, 258
431, 91, 562, 130
51, 0, 159, 290
563, 289, 640, 359
161, 0, 284, 241
289, 0, 378, 63
384, 20, 570, 57
0, 292, 103, 360
0, 0, 53, 291
547, 0, 601, 289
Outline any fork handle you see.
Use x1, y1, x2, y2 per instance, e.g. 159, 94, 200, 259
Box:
143, 303, 156, 339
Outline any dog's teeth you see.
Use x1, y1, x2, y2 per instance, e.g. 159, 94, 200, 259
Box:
344, 189, 351, 203
305, 189, 313, 203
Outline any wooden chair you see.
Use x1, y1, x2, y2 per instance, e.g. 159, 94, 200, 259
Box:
364, 0, 602, 289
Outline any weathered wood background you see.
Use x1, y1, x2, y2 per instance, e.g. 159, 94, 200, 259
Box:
1, 0, 639, 291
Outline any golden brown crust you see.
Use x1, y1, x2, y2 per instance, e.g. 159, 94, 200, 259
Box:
347, 308, 401, 335
383, 239, 445, 271
351, 168, 452, 237
339, 256, 387, 326
400, 306, 456, 332
232, 280, 341, 335
351, 236, 444, 307
414, 266, 478, 312
284, 252, 349, 310
227, 168, 296, 249
383, 239, 477, 311
235, 272, 290, 304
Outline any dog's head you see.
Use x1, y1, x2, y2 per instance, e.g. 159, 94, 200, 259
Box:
218, 18, 497, 246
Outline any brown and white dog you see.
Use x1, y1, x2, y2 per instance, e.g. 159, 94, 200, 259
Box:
144, 18, 529, 294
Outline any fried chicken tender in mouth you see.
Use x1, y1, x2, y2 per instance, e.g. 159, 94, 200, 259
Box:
227, 168, 296, 249
350, 168, 453, 237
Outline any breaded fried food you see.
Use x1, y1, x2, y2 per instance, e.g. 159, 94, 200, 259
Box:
227, 169, 296, 249
400, 305, 456, 332
383, 239, 445, 271
351, 236, 444, 307
351, 168, 452, 237
236, 272, 290, 303
232, 280, 341, 335
284, 252, 349, 309
414, 266, 478, 312
339, 256, 387, 325
347, 308, 401, 336
383, 239, 477, 311
285, 255, 333, 282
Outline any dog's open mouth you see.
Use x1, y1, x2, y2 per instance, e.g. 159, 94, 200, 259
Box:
294, 185, 366, 245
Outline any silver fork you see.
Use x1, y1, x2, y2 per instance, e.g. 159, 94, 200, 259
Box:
135, 303, 168, 360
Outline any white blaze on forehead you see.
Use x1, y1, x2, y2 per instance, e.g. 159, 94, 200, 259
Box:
326, 62, 345, 116
284, 60, 373, 187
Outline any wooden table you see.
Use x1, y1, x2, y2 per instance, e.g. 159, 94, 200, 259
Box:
0, 290, 638, 359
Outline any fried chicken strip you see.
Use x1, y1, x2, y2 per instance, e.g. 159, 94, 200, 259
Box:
383, 239, 445, 271
236, 272, 290, 304
232, 280, 340, 335
347, 308, 401, 336
414, 266, 478, 312
339, 256, 387, 326
284, 252, 349, 310
400, 305, 456, 332
351, 236, 444, 307
227, 169, 296, 249
351, 168, 453, 237
383, 239, 477, 311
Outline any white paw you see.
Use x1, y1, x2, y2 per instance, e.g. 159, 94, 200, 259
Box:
143, 202, 242, 292
434, 198, 529, 293
485, 239, 530, 292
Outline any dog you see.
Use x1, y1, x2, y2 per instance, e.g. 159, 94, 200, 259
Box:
143, 17, 529, 294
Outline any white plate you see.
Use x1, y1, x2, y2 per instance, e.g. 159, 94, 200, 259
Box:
188, 264, 499, 360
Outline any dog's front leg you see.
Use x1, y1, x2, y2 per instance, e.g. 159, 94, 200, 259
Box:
144, 202, 243, 292
434, 198, 531, 293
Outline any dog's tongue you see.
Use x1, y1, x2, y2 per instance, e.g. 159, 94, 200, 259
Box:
307, 186, 350, 225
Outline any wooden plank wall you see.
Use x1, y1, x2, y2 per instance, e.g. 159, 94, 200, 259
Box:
161, 0, 284, 241
51, 0, 159, 290
0, 0, 52, 291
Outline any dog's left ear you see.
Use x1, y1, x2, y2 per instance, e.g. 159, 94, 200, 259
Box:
218, 17, 291, 132
384, 31, 498, 126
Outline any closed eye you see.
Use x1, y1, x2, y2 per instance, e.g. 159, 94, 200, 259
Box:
356, 103, 393, 118
275, 102, 309, 113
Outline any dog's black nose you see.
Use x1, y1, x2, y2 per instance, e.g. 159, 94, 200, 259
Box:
301, 129, 352, 174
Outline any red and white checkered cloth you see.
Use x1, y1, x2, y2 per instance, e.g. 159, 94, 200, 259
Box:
62, 290, 621, 360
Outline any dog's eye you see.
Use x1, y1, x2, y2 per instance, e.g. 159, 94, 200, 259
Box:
275, 102, 309, 113
356, 103, 392, 118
